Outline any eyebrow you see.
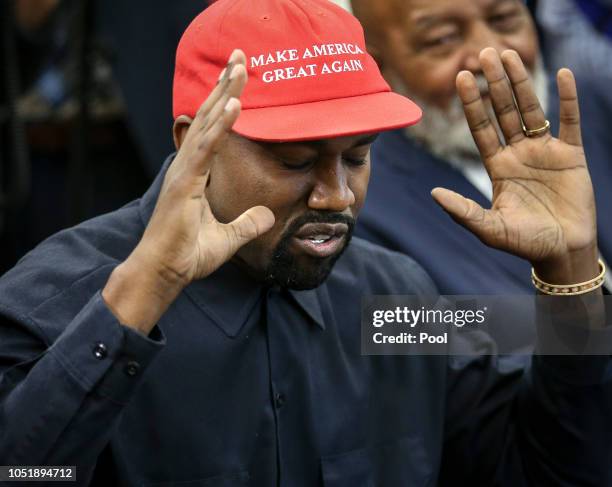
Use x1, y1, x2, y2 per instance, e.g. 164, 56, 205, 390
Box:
413, 13, 454, 30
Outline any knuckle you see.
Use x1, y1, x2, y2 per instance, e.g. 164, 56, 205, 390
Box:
196, 103, 209, 118
227, 224, 242, 247
197, 133, 215, 152
513, 76, 530, 87
560, 114, 580, 125
489, 76, 507, 87
463, 96, 481, 107
198, 115, 210, 130
497, 102, 517, 116
465, 202, 482, 221
507, 130, 525, 144
242, 212, 259, 237
522, 100, 541, 114
472, 118, 491, 132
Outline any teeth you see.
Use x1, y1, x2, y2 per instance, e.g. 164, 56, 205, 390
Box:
308, 234, 331, 244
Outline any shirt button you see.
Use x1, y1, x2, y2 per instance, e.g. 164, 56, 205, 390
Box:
124, 361, 141, 377
274, 392, 286, 409
92, 342, 107, 360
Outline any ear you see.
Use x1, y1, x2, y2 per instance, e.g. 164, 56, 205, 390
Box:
173, 115, 194, 150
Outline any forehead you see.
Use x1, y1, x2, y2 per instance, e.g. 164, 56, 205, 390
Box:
363, 0, 522, 23
408, 0, 522, 21
233, 132, 379, 153
226, 132, 378, 159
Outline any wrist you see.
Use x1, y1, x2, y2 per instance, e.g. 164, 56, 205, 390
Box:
102, 252, 186, 335
532, 244, 600, 285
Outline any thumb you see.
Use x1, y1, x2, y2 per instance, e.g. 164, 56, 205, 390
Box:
431, 187, 501, 247
225, 205, 275, 254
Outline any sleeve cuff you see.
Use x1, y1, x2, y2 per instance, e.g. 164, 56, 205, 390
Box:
49, 291, 166, 404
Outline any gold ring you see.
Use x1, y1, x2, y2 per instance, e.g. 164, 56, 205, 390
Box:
523, 119, 550, 137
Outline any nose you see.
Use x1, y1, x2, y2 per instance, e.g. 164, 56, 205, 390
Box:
307, 159, 356, 212
462, 21, 507, 73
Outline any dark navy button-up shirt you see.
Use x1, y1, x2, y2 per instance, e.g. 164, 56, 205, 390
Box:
0, 156, 611, 486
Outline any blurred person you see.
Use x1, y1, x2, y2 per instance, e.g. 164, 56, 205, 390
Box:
1, 0, 150, 274
352, 0, 612, 294
0, 0, 210, 274
537, 0, 612, 78
1, 1, 612, 486
94, 0, 215, 175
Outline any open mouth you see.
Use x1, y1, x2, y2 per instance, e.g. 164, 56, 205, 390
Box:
307, 235, 333, 244
291, 222, 348, 258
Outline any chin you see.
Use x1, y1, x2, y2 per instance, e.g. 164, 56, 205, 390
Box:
264, 239, 351, 290
261, 212, 355, 290
265, 254, 339, 290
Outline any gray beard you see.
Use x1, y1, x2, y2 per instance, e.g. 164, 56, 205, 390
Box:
396, 57, 549, 164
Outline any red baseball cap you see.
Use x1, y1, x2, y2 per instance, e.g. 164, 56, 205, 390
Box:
173, 0, 422, 142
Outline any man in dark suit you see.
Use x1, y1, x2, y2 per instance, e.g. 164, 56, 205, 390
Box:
352, 0, 612, 294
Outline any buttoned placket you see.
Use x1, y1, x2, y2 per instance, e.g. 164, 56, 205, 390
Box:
264, 287, 326, 487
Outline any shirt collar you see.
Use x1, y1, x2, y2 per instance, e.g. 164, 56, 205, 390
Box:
139, 154, 326, 336
288, 288, 326, 330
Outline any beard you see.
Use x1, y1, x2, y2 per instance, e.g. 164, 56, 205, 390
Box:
393, 56, 549, 164
263, 211, 355, 290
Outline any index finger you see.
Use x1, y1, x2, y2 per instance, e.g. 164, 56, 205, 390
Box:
184, 51, 247, 171
173, 50, 248, 177
200, 62, 248, 134
191, 49, 248, 132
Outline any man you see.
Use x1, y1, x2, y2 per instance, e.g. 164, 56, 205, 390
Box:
352, 0, 612, 294
0, 0, 610, 485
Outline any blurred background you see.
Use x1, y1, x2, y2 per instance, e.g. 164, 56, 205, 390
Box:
1, 0, 612, 275
0, 0, 212, 274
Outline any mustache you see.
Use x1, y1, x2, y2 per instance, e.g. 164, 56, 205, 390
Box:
283, 211, 355, 239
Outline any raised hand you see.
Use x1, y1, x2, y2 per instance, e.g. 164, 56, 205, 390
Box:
103, 50, 275, 333
138, 50, 274, 284
432, 48, 599, 285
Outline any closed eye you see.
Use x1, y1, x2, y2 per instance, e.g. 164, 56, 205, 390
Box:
343, 156, 367, 166
423, 33, 460, 48
281, 156, 318, 170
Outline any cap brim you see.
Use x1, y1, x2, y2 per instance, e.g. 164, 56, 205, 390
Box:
232, 91, 422, 142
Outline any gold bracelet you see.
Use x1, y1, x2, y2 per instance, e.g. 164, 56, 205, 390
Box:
531, 259, 606, 296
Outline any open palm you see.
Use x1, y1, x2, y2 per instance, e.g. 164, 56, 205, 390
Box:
432, 48, 597, 265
